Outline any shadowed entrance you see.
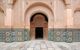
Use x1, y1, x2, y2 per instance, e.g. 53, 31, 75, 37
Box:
35, 27, 43, 39
30, 13, 48, 40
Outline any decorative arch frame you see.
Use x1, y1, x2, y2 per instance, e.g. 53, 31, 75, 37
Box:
12, 0, 17, 5
24, 2, 53, 16
74, 8, 80, 13
0, 4, 4, 14
73, 7, 80, 28
61, 0, 66, 5
24, 2, 54, 29
30, 12, 48, 40
0, 4, 5, 27
24, 2, 54, 40
30, 12, 48, 22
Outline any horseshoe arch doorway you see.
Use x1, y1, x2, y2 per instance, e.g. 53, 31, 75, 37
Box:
30, 13, 48, 40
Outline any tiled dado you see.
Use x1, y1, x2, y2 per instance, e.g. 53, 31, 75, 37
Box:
48, 28, 80, 43
0, 28, 80, 42
0, 28, 30, 42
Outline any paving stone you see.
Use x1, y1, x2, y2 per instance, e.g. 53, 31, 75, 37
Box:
27, 48, 33, 50
41, 48, 48, 50
34, 44, 40, 50
0, 40, 80, 50
48, 48, 54, 50
41, 43, 47, 48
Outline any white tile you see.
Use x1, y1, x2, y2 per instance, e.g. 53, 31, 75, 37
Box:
30, 42, 36, 48
34, 45, 40, 50
27, 48, 33, 50
46, 43, 53, 48
41, 48, 48, 50
41, 43, 47, 48
0, 40, 80, 50
48, 48, 54, 50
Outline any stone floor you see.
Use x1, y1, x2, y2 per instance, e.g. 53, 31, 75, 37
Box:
0, 40, 80, 50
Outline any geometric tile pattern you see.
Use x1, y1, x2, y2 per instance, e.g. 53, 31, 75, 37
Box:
73, 30, 80, 42
48, 28, 80, 42
0, 28, 30, 42
0, 28, 80, 42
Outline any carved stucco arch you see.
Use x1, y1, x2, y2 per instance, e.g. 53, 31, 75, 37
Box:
73, 3, 80, 13
13, 0, 17, 5
25, 2, 53, 16
24, 2, 54, 29
73, 7, 80, 18
0, 4, 5, 14
74, 8, 80, 13
73, 7, 80, 28
0, 4, 5, 27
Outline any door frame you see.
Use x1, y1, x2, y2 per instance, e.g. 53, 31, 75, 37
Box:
30, 13, 48, 40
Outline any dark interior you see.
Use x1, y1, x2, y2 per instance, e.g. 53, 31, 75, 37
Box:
30, 13, 48, 22
35, 27, 43, 39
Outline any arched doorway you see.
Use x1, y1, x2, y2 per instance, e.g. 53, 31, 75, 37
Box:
30, 13, 48, 40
